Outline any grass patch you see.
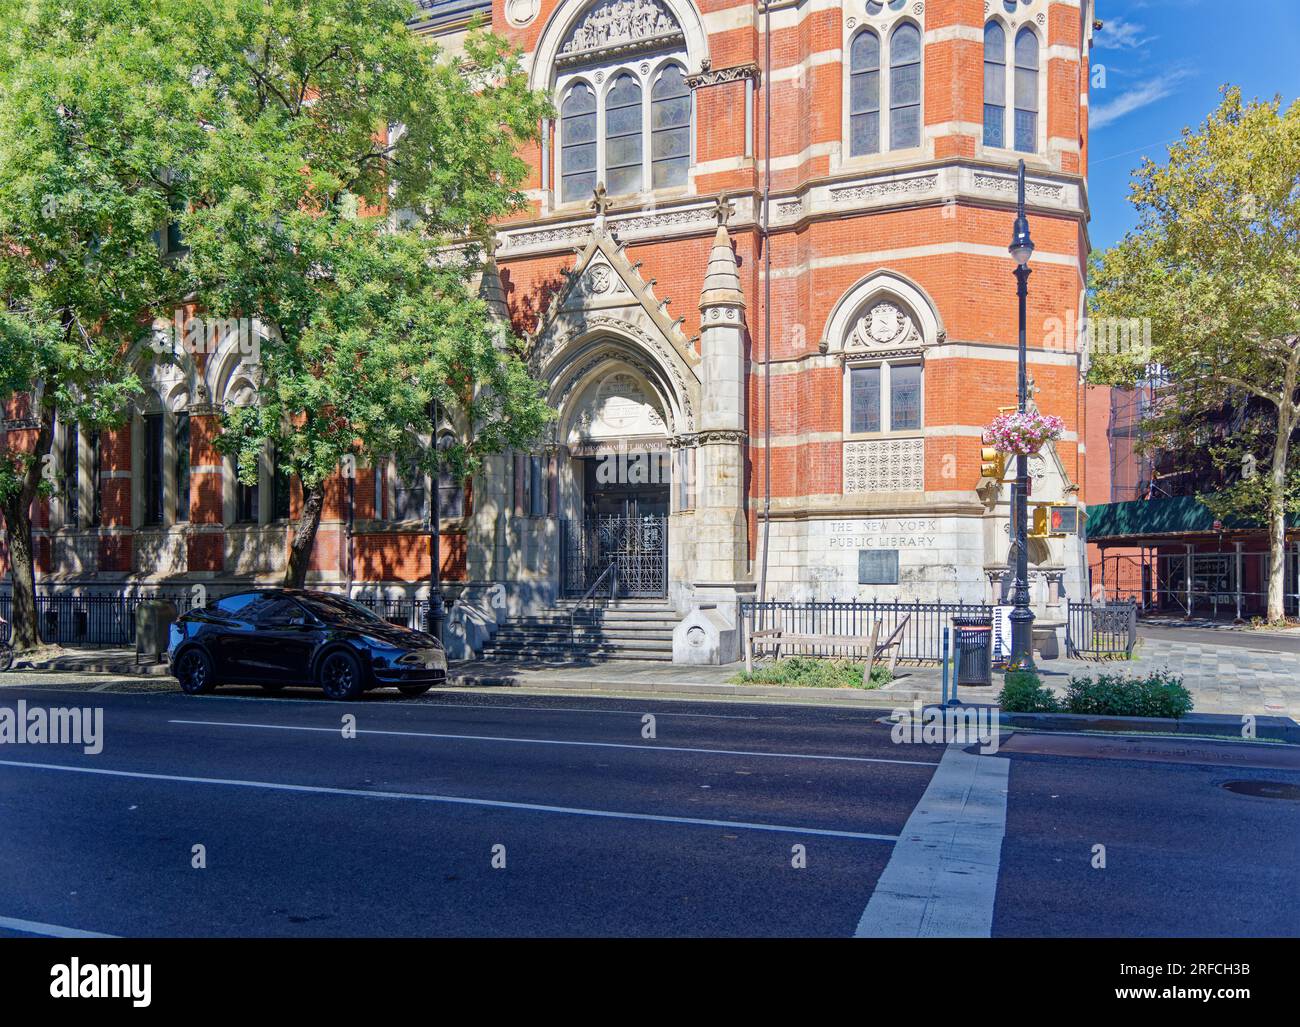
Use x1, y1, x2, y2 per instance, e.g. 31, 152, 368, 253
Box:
731, 656, 892, 690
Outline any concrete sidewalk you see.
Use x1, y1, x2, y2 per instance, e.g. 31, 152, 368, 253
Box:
7, 636, 1300, 719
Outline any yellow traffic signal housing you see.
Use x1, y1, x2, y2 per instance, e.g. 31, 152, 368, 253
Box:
980, 447, 1006, 481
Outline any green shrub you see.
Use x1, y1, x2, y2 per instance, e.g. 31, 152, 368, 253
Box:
1064, 670, 1193, 719
732, 656, 892, 689
997, 670, 1061, 712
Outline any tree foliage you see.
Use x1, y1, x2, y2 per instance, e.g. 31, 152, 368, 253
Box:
1089, 87, 1300, 621
0, 0, 211, 646
0, 0, 554, 632
176, 1, 553, 584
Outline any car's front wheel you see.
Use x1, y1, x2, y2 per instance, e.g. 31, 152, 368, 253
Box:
175, 648, 218, 695
318, 650, 365, 700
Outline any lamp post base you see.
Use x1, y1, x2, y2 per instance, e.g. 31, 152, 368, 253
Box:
1008, 607, 1036, 673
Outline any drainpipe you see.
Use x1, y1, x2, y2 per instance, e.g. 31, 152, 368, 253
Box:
757, 0, 772, 611
346, 470, 355, 592
1234, 540, 1243, 622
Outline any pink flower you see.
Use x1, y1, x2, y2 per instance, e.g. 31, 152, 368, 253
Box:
984, 411, 1064, 456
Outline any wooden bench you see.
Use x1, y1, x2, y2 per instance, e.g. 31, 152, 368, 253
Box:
745, 616, 910, 685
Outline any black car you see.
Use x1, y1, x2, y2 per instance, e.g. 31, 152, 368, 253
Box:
167, 588, 446, 700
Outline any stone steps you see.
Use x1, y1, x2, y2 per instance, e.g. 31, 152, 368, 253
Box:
477, 598, 679, 663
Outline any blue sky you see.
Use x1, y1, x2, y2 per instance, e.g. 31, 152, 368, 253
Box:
1088, 0, 1300, 250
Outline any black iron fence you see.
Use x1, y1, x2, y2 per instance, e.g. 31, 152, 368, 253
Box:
0, 589, 446, 648
1065, 600, 1138, 659
0, 590, 194, 648
741, 599, 997, 664
360, 597, 440, 633
743, 598, 1140, 665
561, 516, 667, 598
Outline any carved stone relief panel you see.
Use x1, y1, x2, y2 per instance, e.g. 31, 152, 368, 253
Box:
847, 300, 923, 352
843, 437, 925, 493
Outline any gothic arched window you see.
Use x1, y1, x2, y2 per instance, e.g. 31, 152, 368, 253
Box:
1013, 27, 1039, 152
552, 0, 691, 203
888, 22, 921, 150
604, 73, 642, 195
983, 21, 1006, 148
848, 30, 881, 156
560, 81, 598, 203
650, 64, 690, 188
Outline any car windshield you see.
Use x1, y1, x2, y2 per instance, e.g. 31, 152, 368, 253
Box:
295, 594, 386, 625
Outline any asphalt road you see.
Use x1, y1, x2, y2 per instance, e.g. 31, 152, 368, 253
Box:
0, 682, 1297, 937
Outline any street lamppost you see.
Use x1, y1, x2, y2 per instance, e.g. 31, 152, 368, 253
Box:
428, 399, 445, 645
1008, 159, 1035, 671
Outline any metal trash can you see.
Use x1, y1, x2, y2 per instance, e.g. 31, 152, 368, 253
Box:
953, 614, 993, 686
135, 599, 178, 664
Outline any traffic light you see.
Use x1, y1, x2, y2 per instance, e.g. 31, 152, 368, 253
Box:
1030, 504, 1078, 538
980, 446, 1006, 480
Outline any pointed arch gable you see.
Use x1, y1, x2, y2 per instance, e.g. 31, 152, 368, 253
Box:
530, 0, 709, 91
820, 269, 945, 354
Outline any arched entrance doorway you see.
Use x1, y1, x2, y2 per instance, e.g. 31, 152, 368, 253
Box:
561, 366, 672, 597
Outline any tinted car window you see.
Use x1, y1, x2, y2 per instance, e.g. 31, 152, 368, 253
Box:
296, 594, 384, 625
246, 597, 302, 626
211, 593, 259, 616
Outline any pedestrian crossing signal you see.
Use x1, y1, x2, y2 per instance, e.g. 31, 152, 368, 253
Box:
1031, 504, 1078, 538
980, 447, 1006, 480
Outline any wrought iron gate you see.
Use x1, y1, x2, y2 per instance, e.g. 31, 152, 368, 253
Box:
562, 515, 668, 598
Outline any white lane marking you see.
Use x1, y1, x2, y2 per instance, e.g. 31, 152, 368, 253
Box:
0, 914, 116, 939
167, 718, 940, 767
854, 743, 1009, 938
405, 700, 764, 721
0, 758, 899, 842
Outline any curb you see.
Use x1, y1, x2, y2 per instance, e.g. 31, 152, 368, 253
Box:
996, 709, 1300, 744
446, 670, 937, 705
11, 658, 171, 677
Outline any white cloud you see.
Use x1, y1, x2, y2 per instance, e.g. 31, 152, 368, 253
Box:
1095, 16, 1154, 51
1091, 69, 1192, 129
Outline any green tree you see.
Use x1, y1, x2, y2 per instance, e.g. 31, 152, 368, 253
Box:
1090, 87, 1300, 623
0, 0, 207, 649
179, 3, 552, 586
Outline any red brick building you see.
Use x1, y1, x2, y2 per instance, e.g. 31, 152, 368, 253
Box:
7, 0, 1099, 662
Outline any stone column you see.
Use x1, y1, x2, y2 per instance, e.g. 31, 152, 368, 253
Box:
675, 197, 752, 665
185, 399, 225, 579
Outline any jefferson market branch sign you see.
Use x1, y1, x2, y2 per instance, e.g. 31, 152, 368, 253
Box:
826, 519, 939, 549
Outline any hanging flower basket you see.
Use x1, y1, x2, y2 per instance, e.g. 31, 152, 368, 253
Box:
984, 411, 1065, 456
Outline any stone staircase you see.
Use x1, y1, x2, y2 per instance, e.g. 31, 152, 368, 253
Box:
476, 597, 678, 663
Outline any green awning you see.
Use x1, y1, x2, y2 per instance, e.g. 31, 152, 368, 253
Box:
1086, 495, 1300, 542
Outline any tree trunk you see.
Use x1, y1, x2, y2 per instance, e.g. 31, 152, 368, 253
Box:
2, 498, 39, 650
2, 409, 53, 651
1266, 420, 1292, 624
284, 483, 326, 588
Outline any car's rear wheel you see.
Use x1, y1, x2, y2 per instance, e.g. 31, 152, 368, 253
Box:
397, 682, 434, 697
318, 650, 365, 700
175, 648, 217, 695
